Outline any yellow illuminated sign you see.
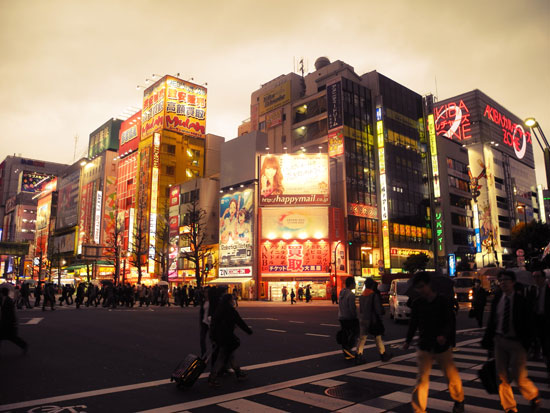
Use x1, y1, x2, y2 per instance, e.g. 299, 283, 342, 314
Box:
148, 133, 161, 272
377, 114, 390, 269
259, 81, 291, 115
427, 114, 441, 198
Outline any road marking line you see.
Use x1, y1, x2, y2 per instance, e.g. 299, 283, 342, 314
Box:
242, 317, 277, 320
22, 317, 43, 325
305, 333, 330, 337
348, 371, 447, 391
289, 320, 304, 324
320, 323, 340, 327
269, 388, 354, 410
381, 391, 501, 413
311, 378, 347, 387
378, 363, 478, 381
219, 399, 289, 412
0, 330, 484, 412
266, 328, 286, 333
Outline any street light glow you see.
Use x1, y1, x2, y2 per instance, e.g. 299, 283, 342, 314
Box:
525, 117, 538, 128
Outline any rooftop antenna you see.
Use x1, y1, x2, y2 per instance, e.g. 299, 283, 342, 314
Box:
299, 58, 305, 77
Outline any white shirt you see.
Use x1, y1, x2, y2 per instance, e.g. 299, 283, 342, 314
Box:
496, 292, 516, 337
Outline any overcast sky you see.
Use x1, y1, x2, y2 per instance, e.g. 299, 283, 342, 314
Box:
1, 0, 548, 185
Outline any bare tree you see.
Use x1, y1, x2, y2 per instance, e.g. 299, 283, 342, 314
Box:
180, 190, 213, 288
104, 205, 124, 284
150, 200, 171, 282
129, 197, 148, 285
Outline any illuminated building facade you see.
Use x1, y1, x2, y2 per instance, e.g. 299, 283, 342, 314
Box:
34, 178, 57, 279
434, 89, 537, 268
135, 75, 207, 278
249, 58, 435, 293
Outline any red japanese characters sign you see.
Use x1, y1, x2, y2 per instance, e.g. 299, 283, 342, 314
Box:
260, 239, 330, 274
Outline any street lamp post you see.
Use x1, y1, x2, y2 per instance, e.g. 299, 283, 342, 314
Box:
525, 118, 550, 189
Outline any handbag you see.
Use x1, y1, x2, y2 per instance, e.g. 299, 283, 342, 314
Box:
478, 359, 498, 394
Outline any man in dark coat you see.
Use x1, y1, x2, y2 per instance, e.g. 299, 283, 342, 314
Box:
42, 283, 55, 311
208, 293, 252, 387
471, 279, 487, 327
529, 270, 550, 378
20, 283, 32, 309
0, 287, 28, 354
482, 270, 541, 413
34, 282, 42, 307
75, 283, 86, 309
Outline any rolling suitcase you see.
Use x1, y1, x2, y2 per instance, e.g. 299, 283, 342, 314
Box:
171, 354, 207, 388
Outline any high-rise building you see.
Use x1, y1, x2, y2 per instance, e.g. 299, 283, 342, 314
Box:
135, 75, 208, 279
434, 89, 537, 268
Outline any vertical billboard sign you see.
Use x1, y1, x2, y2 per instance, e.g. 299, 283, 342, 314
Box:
94, 190, 103, 244
448, 254, 456, 277
164, 76, 207, 138
142, 81, 166, 137
538, 184, 546, 224
148, 133, 161, 272
56, 170, 80, 230
259, 154, 329, 206
219, 187, 254, 274
427, 114, 441, 199
376, 107, 390, 269
327, 79, 344, 158
473, 203, 482, 253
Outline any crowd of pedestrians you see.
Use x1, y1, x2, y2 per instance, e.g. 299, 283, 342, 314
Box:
336, 269, 548, 413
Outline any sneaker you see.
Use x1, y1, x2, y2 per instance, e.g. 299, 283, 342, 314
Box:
380, 352, 393, 362
452, 400, 465, 413
531, 397, 541, 413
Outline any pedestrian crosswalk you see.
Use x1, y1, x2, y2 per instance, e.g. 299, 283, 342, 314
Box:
169, 339, 549, 413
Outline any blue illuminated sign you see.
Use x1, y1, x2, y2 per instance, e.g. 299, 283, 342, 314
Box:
448, 253, 456, 277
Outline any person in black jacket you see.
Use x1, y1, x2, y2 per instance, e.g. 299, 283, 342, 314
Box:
471, 279, 487, 327
34, 282, 42, 307
403, 272, 464, 413
481, 270, 540, 413
0, 287, 28, 354
529, 270, 550, 378
208, 293, 252, 387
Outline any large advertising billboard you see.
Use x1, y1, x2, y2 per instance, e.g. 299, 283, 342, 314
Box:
434, 90, 534, 168
18, 171, 50, 193
56, 170, 80, 230
119, 111, 141, 153
259, 154, 329, 206
260, 239, 330, 274
141, 75, 207, 139
261, 207, 328, 240
259, 80, 291, 115
219, 187, 254, 271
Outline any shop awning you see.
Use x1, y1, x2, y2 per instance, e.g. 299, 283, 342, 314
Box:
208, 277, 252, 284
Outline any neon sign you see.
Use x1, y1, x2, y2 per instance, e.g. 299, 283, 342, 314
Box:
434, 100, 472, 141
148, 133, 161, 271
483, 104, 531, 160
434, 206, 445, 256
427, 114, 441, 198
377, 107, 390, 269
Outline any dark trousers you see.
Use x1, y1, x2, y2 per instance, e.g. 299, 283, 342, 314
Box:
534, 315, 550, 372
473, 304, 485, 327
0, 330, 27, 350
34, 295, 41, 307
339, 319, 359, 351
199, 322, 209, 357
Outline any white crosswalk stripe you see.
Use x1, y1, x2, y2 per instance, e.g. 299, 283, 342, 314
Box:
147, 338, 550, 413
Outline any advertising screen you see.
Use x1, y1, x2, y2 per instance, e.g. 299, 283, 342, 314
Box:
259, 154, 329, 206
261, 207, 328, 240
260, 239, 330, 274
53, 231, 76, 254
36, 202, 50, 231
18, 171, 50, 193
219, 187, 254, 268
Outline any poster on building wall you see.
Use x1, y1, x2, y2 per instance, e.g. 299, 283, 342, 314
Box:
219, 187, 254, 268
36, 203, 49, 231
56, 170, 80, 230
78, 181, 94, 250
54, 231, 76, 254
141, 81, 166, 137
260, 240, 330, 274
259, 154, 329, 206
102, 175, 117, 244
261, 207, 328, 240
328, 128, 344, 157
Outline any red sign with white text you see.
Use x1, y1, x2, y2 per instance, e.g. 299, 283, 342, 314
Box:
260, 239, 330, 274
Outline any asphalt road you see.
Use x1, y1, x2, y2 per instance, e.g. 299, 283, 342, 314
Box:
0, 300, 507, 412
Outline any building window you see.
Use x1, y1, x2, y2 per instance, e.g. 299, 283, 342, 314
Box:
166, 165, 175, 175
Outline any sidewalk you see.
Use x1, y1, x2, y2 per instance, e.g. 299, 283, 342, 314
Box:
237, 299, 338, 307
